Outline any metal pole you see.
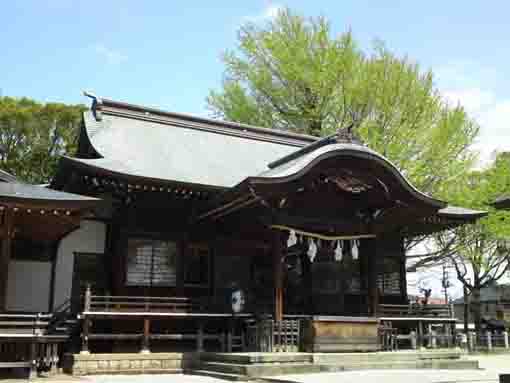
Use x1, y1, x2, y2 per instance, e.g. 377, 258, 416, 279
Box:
464, 285, 469, 334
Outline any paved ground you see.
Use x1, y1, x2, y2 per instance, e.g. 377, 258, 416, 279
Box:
2, 354, 509, 383
271, 355, 510, 383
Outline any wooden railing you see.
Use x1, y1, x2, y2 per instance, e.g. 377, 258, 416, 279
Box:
378, 303, 454, 318
87, 295, 203, 313
0, 313, 68, 376
80, 286, 249, 353
0, 313, 52, 335
245, 318, 302, 352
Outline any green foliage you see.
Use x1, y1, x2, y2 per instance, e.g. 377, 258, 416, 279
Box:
434, 153, 510, 331
208, 8, 479, 197
0, 96, 85, 183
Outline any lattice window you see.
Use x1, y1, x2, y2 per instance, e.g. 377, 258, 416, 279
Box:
125, 239, 177, 287
377, 272, 401, 295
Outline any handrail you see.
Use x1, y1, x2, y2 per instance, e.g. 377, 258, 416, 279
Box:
52, 298, 72, 314
91, 295, 193, 301
0, 313, 52, 319
83, 286, 208, 314
378, 303, 453, 318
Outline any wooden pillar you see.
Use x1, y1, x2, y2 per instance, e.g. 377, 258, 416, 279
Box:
417, 320, 424, 349
300, 252, 313, 315
48, 242, 59, 312
226, 317, 233, 352
141, 318, 151, 353
399, 236, 408, 303
0, 207, 13, 311
81, 285, 92, 354
196, 320, 204, 353
81, 316, 90, 354
366, 238, 379, 316
272, 231, 285, 322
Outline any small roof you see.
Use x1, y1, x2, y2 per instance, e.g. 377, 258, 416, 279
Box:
493, 194, 510, 210
437, 205, 487, 220
0, 173, 100, 242
0, 182, 98, 209
0, 169, 18, 183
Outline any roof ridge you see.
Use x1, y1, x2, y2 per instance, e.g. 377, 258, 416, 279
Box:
87, 95, 318, 146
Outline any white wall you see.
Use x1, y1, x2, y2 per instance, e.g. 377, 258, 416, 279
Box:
6, 260, 52, 312
53, 220, 106, 309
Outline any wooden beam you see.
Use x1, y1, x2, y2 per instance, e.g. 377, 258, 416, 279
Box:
0, 207, 13, 311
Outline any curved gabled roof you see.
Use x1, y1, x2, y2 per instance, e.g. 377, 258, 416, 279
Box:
74, 97, 440, 209
250, 142, 446, 209
63, 96, 485, 232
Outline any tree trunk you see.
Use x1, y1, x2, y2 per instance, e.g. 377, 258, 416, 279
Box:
472, 285, 482, 333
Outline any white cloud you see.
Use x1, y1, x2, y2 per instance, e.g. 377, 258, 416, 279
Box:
243, 3, 283, 23
92, 43, 128, 65
439, 72, 510, 166
443, 88, 495, 117
409, 63, 510, 300
263, 4, 283, 19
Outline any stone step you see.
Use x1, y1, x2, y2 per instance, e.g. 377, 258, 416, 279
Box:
200, 352, 313, 364
320, 359, 479, 371
199, 361, 321, 377
313, 350, 462, 365
191, 369, 249, 381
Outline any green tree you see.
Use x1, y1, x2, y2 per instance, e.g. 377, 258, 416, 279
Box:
207, 8, 479, 200
0, 96, 85, 183
432, 153, 510, 331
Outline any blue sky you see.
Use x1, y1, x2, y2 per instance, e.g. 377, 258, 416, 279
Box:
2, 0, 510, 163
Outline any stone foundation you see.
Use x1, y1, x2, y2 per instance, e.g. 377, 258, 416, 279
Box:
63, 352, 197, 376
62, 349, 478, 378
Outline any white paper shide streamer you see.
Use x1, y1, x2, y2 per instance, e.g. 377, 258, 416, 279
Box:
351, 239, 359, 260
334, 240, 343, 261
307, 238, 317, 262
287, 230, 297, 248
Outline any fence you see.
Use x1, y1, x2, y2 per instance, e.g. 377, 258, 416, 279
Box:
0, 313, 68, 376
466, 331, 510, 352
245, 318, 301, 352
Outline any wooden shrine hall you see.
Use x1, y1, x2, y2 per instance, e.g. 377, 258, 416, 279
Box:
0, 170, 99, 374
3, 94, 487, 360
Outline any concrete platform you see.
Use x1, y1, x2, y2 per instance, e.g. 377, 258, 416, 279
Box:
196, 350, 479, 380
